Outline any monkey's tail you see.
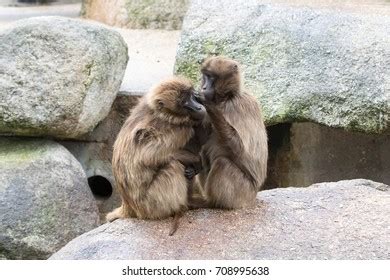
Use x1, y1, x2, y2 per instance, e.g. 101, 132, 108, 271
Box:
169, 211, 183, 236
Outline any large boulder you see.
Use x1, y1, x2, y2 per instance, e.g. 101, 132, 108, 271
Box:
0, 138, 100, 259
50, 179, 390, 260
175, 1, 390, 134
0, 16, 128, 139
81, 0, 189, 30
61, 93, 140, 221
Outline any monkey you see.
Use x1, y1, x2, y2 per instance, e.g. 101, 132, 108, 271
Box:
106, 77, 207, 235
195, 56, 268, 209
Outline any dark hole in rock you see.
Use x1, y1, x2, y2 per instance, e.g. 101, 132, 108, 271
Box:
264, 123, 291, 190
264, 122, 390, 190
88, 176, 113, 199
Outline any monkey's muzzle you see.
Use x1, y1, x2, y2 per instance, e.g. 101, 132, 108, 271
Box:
184, 94, 206, 120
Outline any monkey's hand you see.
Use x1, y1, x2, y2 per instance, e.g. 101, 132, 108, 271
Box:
184, 165, 197, 180
184, 159, 203, 180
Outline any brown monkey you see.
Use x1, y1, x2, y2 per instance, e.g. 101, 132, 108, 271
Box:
196, 56, 268, 209
106, 77, 206, 234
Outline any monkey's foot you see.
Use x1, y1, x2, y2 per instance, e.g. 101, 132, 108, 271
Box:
188, 195, 210, 209
105, 206, 127, 223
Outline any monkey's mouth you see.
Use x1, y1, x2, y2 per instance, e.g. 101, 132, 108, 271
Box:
200, 89, 216, 103
184, 94, 204, 112
194, 91, 203, 102
185, 105, 206, 120
184, 103, 203, 111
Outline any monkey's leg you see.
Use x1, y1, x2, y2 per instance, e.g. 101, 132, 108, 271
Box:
105, 202, 134, 222
142, 160, 188, 220
205, 157, 257, 209
187, 176, 209, 209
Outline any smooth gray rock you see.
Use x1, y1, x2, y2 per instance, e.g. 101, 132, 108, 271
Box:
0, 138, 100, 259
175, 1, 390, 134
0, 16, 128, 139
50, 179, 390, 260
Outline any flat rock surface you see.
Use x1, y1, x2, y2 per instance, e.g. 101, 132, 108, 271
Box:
0, 138, 99, 259
50, 179, 390, 260
175, 0, 390, 134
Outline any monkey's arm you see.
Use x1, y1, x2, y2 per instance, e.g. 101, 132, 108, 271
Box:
171, 149, 202, 180
206, 105, 245, 156
206, 105, 256, 183
172, 149, 200, 166
135, 127, 200, 170
135, 127, 176, 167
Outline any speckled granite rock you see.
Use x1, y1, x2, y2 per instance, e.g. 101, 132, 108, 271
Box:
50, 179, 390, 260
0, 138, 99, 259
0, 16, 128, 139
81, 0, 189, 30
175, 1, 390, 134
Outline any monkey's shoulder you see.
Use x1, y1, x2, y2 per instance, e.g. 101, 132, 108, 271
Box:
132, 122, 194, 147
133, 126, 156, 145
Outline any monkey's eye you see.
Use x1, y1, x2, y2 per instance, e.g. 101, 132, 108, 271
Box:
206, 74, 216, 82
179, 94, 189, 105
204, 71, 216, 79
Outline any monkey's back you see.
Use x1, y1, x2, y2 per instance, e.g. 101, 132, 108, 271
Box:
112, 99, 153, 203
111, 98, 194, 218
205, 91, 268, 190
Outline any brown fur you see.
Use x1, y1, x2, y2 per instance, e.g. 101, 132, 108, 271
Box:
106, 77, 203, 224
197, 56, 268, 209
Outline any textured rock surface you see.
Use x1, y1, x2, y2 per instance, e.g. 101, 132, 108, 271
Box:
175, 1, 390, 134
0, 16, 128, 138
81, 0, 189, 30
0, 138, 100, 259
50, 179, 390, 260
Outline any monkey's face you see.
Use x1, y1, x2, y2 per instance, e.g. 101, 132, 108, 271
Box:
181, 89, 206, 120
200, 56, 240, 103
152, 77, 206, 121
200, 71, 216, 103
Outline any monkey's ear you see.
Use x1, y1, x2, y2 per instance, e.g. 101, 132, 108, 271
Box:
197, 57, 206, 64
156, 99, 164, 109
232, 64, 239, 73
134, 128, 154, 144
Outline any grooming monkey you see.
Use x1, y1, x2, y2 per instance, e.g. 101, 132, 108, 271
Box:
106, 77, 206, 235
195, 56, 268, 209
